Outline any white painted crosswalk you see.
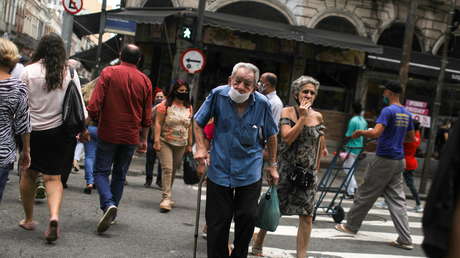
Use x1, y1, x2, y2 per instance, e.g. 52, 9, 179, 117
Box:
192, 185, 427, 257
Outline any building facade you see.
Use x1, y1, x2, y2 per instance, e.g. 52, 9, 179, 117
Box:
114, 0, 459, 143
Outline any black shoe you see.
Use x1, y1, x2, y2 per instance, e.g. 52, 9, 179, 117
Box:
83, 185, 93, 194
97, 205, 117, 234
345, 194, 354, 200
144, 177, 152, 188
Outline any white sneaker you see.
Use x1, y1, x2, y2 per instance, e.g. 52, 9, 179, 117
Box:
375, 200, 388, 209
414, 205, 423, 213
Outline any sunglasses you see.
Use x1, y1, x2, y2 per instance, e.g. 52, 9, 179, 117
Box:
301, 89, 316, 95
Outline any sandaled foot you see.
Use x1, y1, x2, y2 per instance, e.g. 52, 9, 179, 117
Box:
19, 220, 37, 231
45, 220, 59, 243
335, 224, 356, 234
389, 240, 413, 250
251, 233, 264, 256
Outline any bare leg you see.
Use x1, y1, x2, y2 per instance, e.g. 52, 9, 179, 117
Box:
252, 229, 267, 255
43, 174, 63, 221
297, 215, 313, 258
19, 169, 39, 223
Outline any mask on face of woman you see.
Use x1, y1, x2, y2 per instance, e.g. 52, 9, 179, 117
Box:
175, 92, 189, 101
383, 96, 389, 105
154, 98, 163, 105
228, 86, 251, 103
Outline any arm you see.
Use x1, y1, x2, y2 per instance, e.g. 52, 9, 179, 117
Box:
280, 108, 306, 145
194, 120, 209, 176
153, 105, 166, 151
187, 107, 193, 153
19, 133, 31, 169
352, 123, 385, 139
264, 135, 279, 185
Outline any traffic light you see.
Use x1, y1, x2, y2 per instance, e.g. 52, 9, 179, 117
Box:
179, 25, 194, 41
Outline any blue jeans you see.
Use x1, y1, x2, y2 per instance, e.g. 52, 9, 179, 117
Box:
83, 126, 98, 185
0, 163, 13, 203
93, 140, 137, 211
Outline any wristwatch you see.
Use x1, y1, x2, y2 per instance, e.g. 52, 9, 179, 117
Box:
267, 161, 278, 168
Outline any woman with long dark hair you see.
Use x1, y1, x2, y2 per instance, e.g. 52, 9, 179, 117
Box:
154, 79, 192, 212
19, 33, 87, 243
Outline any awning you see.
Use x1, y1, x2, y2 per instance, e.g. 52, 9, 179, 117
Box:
203, 11, 383, 54
73, 8, 186, 38
70, 36, 122, 70
97, 8, 382, 54
367, 46, 460, 81
106, 8, 187, 24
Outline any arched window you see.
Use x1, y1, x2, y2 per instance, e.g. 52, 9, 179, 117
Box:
378, 23, 422, 52
216, 1, 290, 24
143, 0, 173, 7
315, 16, 358, 35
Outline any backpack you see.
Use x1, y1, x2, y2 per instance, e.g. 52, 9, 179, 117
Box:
62, 68, 85, 137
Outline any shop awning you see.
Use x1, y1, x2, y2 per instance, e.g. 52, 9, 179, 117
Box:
99, 8, 382, 54
70, 36, 122, 70
367, 46, 460, 81
203, 11, 383, 54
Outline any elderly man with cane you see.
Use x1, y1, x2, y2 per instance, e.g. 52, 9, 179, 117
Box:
194, 62, 279, 257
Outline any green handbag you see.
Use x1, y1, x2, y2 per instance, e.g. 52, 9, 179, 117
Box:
255, 186, 281, 232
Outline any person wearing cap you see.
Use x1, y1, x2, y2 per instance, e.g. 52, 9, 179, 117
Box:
335, 80, 416, 250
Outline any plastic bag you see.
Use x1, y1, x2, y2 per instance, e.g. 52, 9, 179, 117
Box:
183, 152, 199, 185
255, 186, 281, 232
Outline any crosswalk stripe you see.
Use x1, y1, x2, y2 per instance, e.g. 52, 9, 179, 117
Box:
248, 247, 426, 258
310, 215, 422, 228
245, 225, 424, 245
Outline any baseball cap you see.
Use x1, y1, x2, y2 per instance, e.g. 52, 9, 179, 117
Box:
380, 80, 402, 94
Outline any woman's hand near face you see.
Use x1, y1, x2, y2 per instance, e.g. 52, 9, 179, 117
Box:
298, 98, 311, 117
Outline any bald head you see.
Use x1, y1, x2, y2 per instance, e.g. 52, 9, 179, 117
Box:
120, 44, 141, 65
260, 72, 277, 94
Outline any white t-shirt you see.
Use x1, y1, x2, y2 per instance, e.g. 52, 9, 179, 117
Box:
20, 61, 87, 131
266, 90, 283, 126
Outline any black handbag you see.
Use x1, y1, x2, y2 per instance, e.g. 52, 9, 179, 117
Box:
183, 152, 200, 185
288, 166, 315, 189
62, 68, 85, 137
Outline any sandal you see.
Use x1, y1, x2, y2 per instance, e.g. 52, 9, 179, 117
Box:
251, 232, 264, 256
19, 220, 37, 231
335, 224, 356, 235
45, 220, 60, 243
83, 184, 93, 194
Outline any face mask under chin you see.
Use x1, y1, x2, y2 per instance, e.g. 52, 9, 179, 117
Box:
228, 87, 251, 103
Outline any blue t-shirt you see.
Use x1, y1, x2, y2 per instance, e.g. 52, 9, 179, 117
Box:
194, 85, 279, 188
345, 116, 368, 155
376, 105, 414, 160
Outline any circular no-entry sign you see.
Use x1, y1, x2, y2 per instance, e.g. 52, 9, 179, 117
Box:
62, 0, 83, 15
180, 48, 206, 74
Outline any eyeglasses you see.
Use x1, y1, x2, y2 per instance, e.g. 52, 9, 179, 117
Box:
301, 89, 316, 95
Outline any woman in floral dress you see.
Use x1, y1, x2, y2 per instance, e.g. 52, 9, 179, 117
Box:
253, 76, 326, 258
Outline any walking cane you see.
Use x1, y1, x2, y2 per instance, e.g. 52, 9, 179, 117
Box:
193, 162, 208, 258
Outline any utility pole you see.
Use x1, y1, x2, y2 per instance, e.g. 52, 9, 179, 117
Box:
62, 12, 74, 55
93, 0, 107, 79
419, 0, 455, 194
399, 0, 419, 97
190, 0, 206, 109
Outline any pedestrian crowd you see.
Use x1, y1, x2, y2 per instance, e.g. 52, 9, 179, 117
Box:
0, 33, 459, 258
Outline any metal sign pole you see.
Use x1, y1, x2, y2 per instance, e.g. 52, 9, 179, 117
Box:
61, 12, 74, 56
93, 0, 107, 79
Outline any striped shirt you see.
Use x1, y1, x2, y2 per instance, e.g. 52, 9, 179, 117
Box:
0, 77, 31, 167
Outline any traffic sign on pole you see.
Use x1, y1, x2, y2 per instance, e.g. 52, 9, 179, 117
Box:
180, 48, 206, 74
62, 0, 83, 15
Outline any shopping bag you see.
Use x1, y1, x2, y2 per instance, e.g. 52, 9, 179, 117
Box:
255, 186, 281, 232
183, 152, 200, 185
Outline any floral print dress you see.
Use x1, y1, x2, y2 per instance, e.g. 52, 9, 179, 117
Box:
277, 117, 325, 216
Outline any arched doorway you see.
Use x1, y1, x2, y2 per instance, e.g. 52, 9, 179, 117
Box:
143, 0, 173, 7
315, 16, 358, 35
377, 23, 422, 52
216, 1, 290, 24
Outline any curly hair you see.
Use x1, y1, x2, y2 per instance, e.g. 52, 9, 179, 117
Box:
291, 75, 320, 98
0, 38, 19, 70
31, 33, 67, 92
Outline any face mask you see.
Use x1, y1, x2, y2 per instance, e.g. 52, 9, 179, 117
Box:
154, 98, 163, 105
257, 82, 265, 93
175, 92, 189, 101
228, 87, 251, 103
383, 96, 389, 105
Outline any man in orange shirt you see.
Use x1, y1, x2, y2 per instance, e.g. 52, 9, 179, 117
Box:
403, 120, 422, 212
